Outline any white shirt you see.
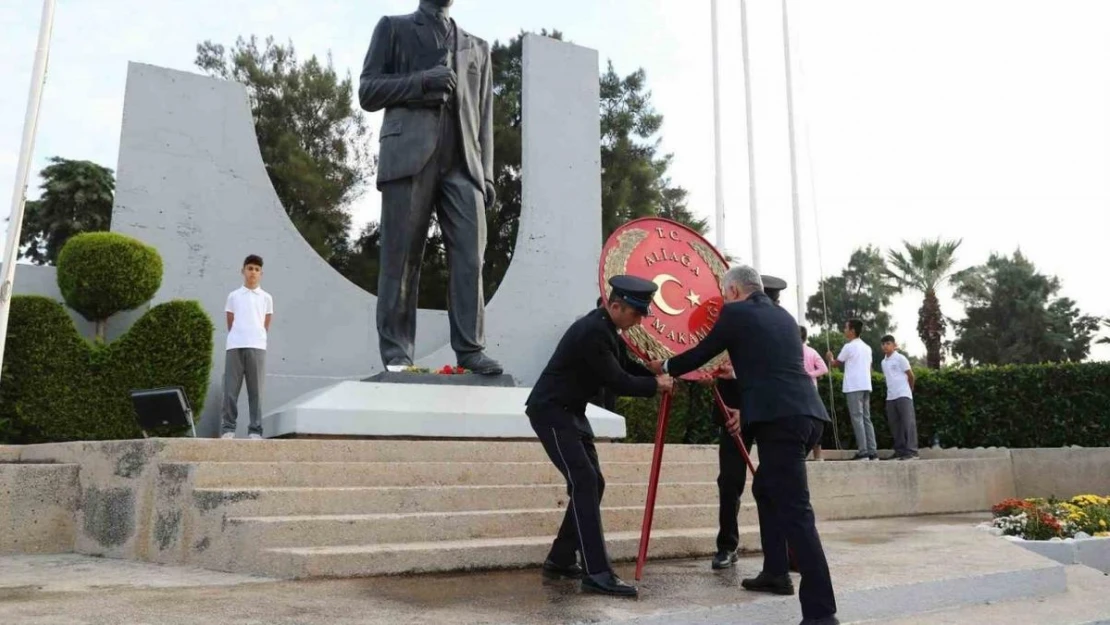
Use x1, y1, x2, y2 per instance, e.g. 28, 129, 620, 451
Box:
837, 338, 873, 393
225, 286, 273, 350
882, 352, 913, 400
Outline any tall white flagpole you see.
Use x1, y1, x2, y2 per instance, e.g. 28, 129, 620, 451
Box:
0, 0, 58, 383
710, 0, 726, 251
782, 0, 805, 320
739, 0, 760, 271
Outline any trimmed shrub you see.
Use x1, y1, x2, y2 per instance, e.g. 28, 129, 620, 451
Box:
0, 295, 213, 443
618, 363, 1110, 449
56, 232, 162, 322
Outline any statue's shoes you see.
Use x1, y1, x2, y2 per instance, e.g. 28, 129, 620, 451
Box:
458, 352, 504, 376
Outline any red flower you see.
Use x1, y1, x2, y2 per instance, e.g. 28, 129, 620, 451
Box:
992, 498, 1034, 517
454, 366, 466, 374
440, 365, 454, 374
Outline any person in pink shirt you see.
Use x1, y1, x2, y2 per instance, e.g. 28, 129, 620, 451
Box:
800, 325, 829, 460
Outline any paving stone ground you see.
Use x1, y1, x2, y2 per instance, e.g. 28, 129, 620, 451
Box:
1, 515, 1107, 625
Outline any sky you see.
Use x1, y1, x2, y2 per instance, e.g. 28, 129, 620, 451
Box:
2, 0, 1108, 360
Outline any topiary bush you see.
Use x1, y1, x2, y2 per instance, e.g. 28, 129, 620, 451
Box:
0, 234, 212, 444
617, 362, 1110, 449
56, 232, 162, 339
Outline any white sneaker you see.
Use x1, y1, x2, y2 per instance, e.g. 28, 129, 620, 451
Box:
220, 432, 235, 440
248, 433, 263, 440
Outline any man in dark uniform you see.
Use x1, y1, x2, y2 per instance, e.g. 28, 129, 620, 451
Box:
526, 276, 673, 597
708, 274, 786, 570
590, 296, 651, 412
651, 266, 839, 625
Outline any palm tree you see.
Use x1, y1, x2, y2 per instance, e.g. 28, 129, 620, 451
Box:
887, 238, 962, 369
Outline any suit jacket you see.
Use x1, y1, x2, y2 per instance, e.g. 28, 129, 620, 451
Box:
667, 292, 830, 426
528, 308, 658, 430
358, 10, 494, 191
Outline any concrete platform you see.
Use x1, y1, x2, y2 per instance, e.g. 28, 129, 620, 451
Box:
0, 516, 1082, 625
261, 381, 627, 439
858, 565, 1110, 625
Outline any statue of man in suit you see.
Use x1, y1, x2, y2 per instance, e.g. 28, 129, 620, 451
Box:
359, 0, 502, 375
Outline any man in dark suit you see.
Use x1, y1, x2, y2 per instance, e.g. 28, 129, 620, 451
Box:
527, 276, 673, 598
359, 0, 502, 375
650, 265, 839, 625
707, 273, 784, 571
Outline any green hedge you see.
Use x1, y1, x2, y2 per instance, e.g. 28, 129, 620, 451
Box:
0, 295, 213, 443
57, 232, 162, 322
617, 363, 1110, 449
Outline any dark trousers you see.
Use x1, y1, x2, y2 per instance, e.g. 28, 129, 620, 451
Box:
751, 415, 837, 620
529, 414, 611, 575
885, 397, 919, 456
717, 426, 755, 554
376, 132, 486, 367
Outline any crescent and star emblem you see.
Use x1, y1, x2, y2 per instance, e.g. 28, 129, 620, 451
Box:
651, 274, 701, 316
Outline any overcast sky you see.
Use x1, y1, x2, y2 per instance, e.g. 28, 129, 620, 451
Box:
2, 0, 1107, 360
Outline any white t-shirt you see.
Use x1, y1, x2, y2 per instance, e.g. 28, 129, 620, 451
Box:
882, 352, 913, 400
837, 338, 873, 393
225, 286, 273, 350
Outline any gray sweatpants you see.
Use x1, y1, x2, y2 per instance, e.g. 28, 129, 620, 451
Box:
221, 348, 266, 436
886, 397, 918, 456
845, 391, 877, 455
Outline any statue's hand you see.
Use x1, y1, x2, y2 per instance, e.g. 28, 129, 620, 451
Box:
422, 66, 458, 94
484, 181, 496, 208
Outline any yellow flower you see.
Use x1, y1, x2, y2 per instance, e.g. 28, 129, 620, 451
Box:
1101, 519, 1108, 529
1096, 531, 1110, 537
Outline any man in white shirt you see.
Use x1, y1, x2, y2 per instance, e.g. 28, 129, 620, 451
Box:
827, 319, 877, 460
220, 254, 274, 440
880, 335, 918, 460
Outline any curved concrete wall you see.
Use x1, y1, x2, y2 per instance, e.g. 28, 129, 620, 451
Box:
109, 35, 602, 436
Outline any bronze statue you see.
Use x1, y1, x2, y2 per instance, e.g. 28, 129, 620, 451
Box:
359, 0, 502, 375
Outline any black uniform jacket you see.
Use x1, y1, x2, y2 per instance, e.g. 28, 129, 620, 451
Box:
527, 308, 658, 431
667, 292, 830, 426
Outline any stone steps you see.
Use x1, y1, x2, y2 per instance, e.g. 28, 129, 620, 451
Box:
86, 438, 1016, 580
263, 527, 759, 578
191, 482, 722, 515
158, 439, 728, 464
223, 503, 737, 548
187, 460, 721, 488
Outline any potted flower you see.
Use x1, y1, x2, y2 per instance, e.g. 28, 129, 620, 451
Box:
981, 494, 1110, 573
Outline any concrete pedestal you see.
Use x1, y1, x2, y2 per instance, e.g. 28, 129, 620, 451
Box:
261, 381, 626, 440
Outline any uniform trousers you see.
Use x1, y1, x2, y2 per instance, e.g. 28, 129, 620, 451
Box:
751, 415, 837, 620
716, 426, 756, 554
528, 407, 611, 576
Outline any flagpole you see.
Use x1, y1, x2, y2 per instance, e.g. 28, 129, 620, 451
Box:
782, 0, 804, 320
739, 0, 760, 271
0, 0, 58, 383
710, 0, 726, 251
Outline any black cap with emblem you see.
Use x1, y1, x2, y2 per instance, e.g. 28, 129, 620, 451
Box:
761, 274, 788, 304
608, 275, 658, 315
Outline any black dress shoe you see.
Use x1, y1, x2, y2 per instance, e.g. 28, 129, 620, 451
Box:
741, 571, 795, 595
457, 352, 504, 376
581, 571, 638, 597
542, 559, 583, 580
711, 550, 739, 570
799, 616, 839, 625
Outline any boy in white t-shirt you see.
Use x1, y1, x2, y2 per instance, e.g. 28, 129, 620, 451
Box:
220, 255, 274, 440
827, 319, 877, 460
880, 335, 918, 460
